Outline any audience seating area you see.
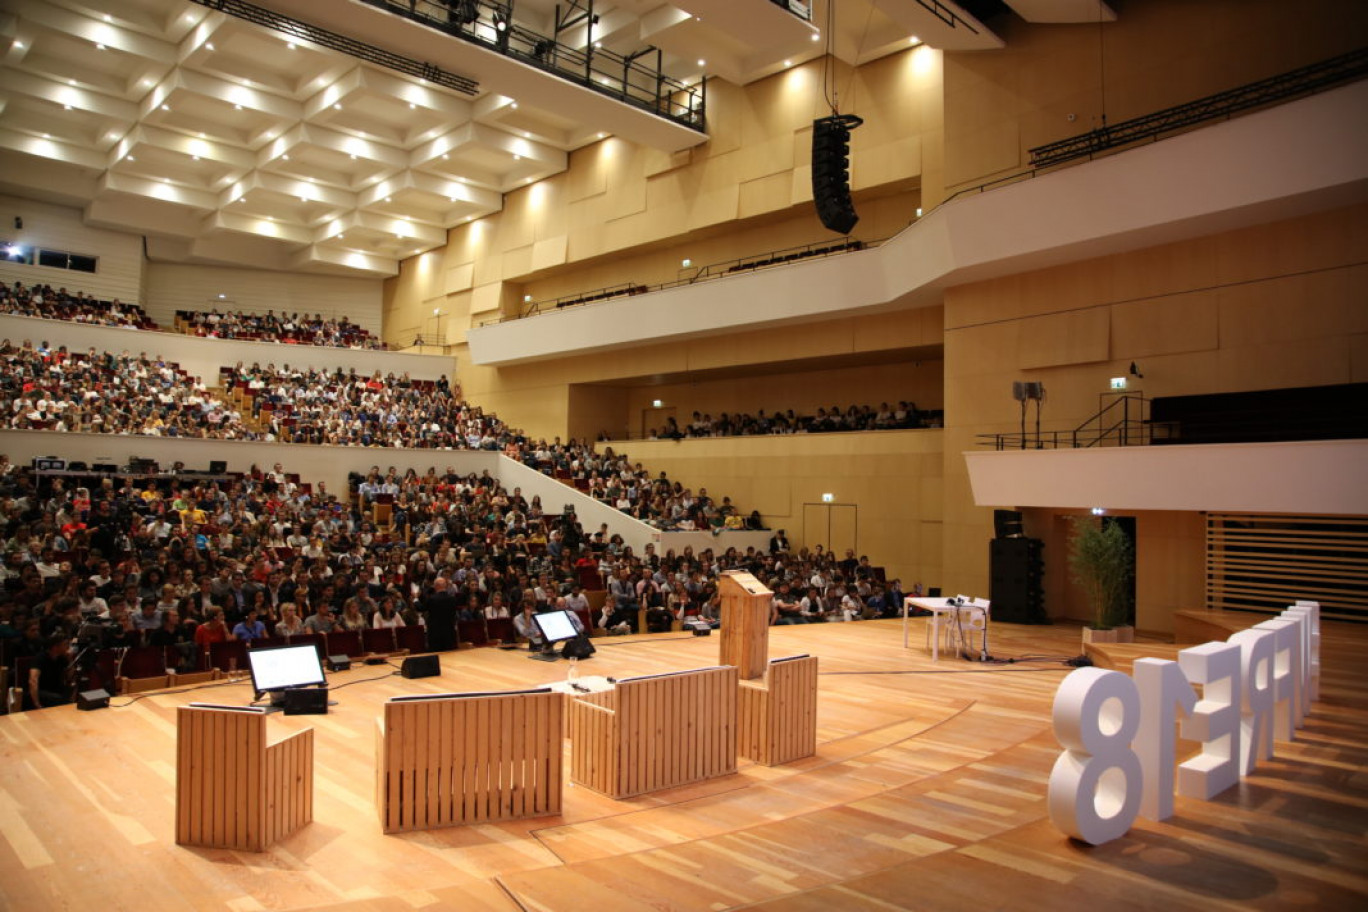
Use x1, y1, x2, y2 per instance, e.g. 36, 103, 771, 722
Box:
175, 309, 386, 350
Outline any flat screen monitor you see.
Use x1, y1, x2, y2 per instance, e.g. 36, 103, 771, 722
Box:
532, 609, 581, 644
246, 643, 326, 698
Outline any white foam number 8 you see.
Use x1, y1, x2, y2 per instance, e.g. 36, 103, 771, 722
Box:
1048, 667, 1143, 845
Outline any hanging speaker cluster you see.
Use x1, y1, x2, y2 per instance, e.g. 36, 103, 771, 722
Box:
811, 114, 864, 235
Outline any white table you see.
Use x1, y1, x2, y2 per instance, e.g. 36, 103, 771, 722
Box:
903, 597, 987, 661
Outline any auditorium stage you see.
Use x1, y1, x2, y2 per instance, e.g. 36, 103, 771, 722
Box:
1, 617, 1365, 911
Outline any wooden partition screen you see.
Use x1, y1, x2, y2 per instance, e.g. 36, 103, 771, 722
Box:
375, 689, 563, 833
570, 665, 738, 799
718, 571, 772, 680
175, 706, 314, 852
738, 655, 819, 766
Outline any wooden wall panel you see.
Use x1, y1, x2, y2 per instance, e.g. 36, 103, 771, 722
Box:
175, 707, 313, 852
569, 666, 737, 799
738, 655, 819, 766
376, 690, 563, 833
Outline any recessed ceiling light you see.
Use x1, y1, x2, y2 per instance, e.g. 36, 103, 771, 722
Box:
441, 154, 449, 160
287, 42, 296, 50
192, 155, 199, 160
63, 104, 71, 110
282, 154, 290, 160
784, 60, 792, 67
333, 103, 341, 110
408, 103, 415, 109
510, 101, 518, 109
103, 14, 111, 21
697, 59, 705, 66
597, 132, 606, 139
349, 153, 356, 160
127, 155, 135, 161
160, 103, 170, 111
385, 197, 391, 202
234, 103, 242, 110
811, 32, 820, 42
95, 43, 105, 50
42, 132, 49, 138
910, 35, 920, 44
69, 79, 76, 85
513, 154, 521, 161
14, 41, 23, 49
299, 197, 306, 203
206, 42, 215, 51
448, 197, 456, 203
198, 132, 205, 137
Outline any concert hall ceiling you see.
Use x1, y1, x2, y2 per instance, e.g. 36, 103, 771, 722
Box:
0, 0, 1113, 276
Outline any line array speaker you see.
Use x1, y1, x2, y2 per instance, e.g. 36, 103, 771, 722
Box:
811, 114, 864, 235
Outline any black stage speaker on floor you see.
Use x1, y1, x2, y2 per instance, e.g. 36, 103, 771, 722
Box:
812, 114, 864, 235
283, 687, 329, 715
989, 537, 1048, 624
77, 688, 111, 711
400, 654, 441, 679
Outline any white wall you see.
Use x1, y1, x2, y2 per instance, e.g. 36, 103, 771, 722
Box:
0, 313, 455, 384
143, 262, 384, 334
466, 80, 1368, 367
965, 439, 1368, 516
0, 194, 144, 304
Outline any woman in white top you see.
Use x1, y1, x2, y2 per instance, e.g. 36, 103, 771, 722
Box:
372, 596, 405, 629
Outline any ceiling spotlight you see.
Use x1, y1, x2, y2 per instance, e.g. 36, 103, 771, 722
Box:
206, 42, 215, 51
282, 154, 290, 160
408, 102, 415, 109
333, 103, 342, 110
160, 103, 170, 111
63, 104, 71, 110
697, 59, 705, 67
810, 32, 820, 42
234, 104, 241, 110
910, 35, 920, 44
441, 154, 449, 160
95, 43, 105, 50
286, 41, 296, 50
493, 12, 508, 31
510, 101, 518, 109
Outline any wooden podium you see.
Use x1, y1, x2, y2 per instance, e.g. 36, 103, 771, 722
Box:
375, 689, 564, 833
738, 655, 819, 766
718, 570, 772, 681
570, 666, 738, 798
175, 706, 314, 852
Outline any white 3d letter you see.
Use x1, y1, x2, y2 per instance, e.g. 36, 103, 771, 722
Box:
1049, 667, 1143, 844
1228, 627, 1275, 775
1177, 641, 1242, 800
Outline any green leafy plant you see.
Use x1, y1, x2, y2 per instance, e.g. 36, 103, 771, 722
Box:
1067, 516, 1134, 630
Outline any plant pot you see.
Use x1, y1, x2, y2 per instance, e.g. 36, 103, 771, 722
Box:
1082, 625, 1135, 645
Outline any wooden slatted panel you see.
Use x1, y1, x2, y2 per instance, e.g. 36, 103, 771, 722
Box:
376, 691, 563, 833
1206, 513, 1368, 621
571, 667, 738, 799
176, 707, 312, 852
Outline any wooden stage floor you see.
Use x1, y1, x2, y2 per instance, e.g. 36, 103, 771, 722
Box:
2, 617, 1366, 911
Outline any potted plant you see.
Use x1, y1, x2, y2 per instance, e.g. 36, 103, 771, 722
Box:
1068, 515, 1135, 643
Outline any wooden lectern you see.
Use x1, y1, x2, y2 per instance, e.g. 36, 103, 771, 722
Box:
570, 666, 738, 798
718, 570, 772, 681
738, 655, 819, 766
175, 706, 313, 851
375, 689, 563, 833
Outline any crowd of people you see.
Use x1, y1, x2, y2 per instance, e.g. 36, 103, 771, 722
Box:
177, 309, 386, 350
0, 280, 157, 330
0, 340, 260, 438
648, 402, 938, 439
0, 458, 909, 710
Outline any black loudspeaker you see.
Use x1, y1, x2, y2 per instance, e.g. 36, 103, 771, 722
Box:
692, 627, 712, 637
400, 654, 442, 679
561, 635, 596, 660
283, 687, 329, 715
811, 114, 864, 235
326, 654, 351, 672
989, 537, 1048, 624
77, 688, 111, 711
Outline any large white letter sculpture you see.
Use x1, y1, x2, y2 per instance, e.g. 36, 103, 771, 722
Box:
1050, 603, 1320, 845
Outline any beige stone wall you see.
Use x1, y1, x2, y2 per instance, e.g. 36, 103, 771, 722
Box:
606, 430, 944, 591
942, 0, 1368, 192
945, 203, 1368, 620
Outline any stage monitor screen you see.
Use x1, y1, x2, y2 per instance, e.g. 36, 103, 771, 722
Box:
247, 643, 326, 695
532, 609, 581, 644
